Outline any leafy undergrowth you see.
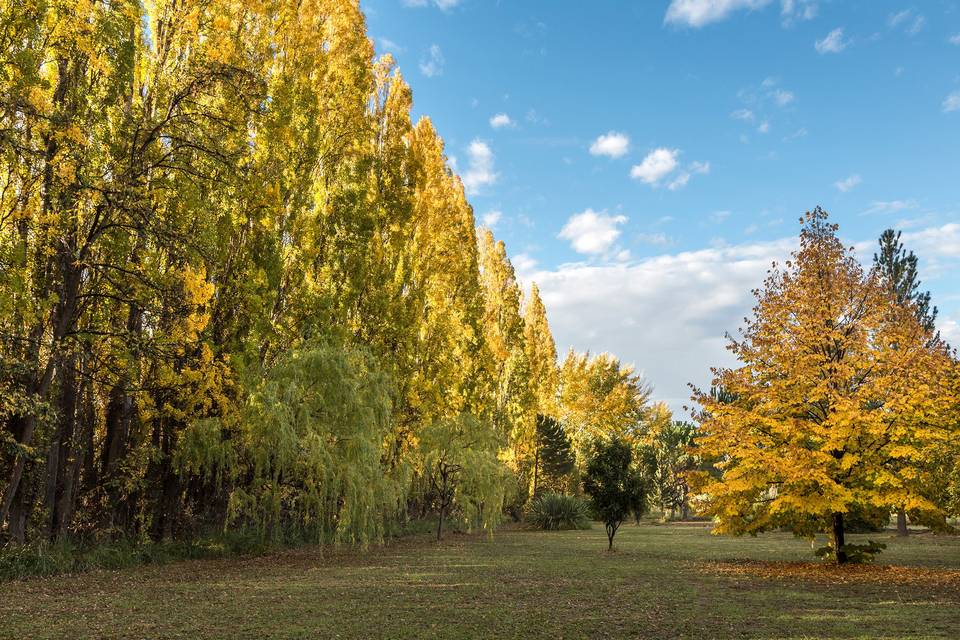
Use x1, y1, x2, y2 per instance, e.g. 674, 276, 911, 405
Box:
1, 524, 959, 639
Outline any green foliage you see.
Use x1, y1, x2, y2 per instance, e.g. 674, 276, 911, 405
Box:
533, 415, 576, 495
230, 343, 402, 544
582, 437, 646, 549
639, 413, 699, 520
417, 414, 512, 540
526, 493, 591, 531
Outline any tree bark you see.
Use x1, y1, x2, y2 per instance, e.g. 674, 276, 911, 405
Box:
896, 509, 908, 537
832, 512, 848, 564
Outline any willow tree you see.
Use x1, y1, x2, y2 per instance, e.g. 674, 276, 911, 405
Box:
691, 209, 958, 564
417, 414, 511, 541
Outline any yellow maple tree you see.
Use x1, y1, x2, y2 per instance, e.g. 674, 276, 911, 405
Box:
691, 208, 958, 563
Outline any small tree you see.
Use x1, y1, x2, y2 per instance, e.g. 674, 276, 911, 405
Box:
582, 437, 646, 550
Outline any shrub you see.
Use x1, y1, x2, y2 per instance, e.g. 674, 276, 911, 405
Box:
526, 493, 591, 531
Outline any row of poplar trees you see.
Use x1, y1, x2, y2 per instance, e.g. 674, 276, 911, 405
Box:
0, 0, 574, 545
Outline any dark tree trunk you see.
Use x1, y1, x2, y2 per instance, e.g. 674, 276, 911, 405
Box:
896, 509, 908, 537
606, 521, 617, 550
832, 512, 848, 564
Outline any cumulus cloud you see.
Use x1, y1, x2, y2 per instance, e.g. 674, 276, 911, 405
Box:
630, 148, 680, 185
419, 44, 444, 77
528, 236, 796, 412
834, 174, 862, 192
558, 209, 628, 255
630, 149, 709, 190
461, 139, 498, 195
943, 91, 960, 113
950, 34, 960, 46
815, 27, 848, 54
589, 132, 631, 158
489, 113, 514, 129
664, 0, 772, 28
731, 108, 755, 121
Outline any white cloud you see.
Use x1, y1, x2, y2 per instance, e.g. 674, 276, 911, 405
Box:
524, 223, 960, 414
528, 236, 795, 413
901, 223, 960, 259
512, 253, 538, 277
419, 44, 444, 77
630, 148, 680, 185
860, 199, 919, 215
781, 0, 817, 25
377, 38, 405, 54
664, 0, 772, 28
815, 27, 848, 54
589, 132, 631, 158
558, 209, 628, 255
731, 108, 755, 121
667, 161, 711, 191
782, 127, 808, 141
888, 10, 925, 35
943, 91, 960, 113
489, 113, 514, 129
772, 89, 795, 106
757, 121, 770, 134
461, 139, 498, 195
482, 210, 502, 228
950, 34, 960, 46
638, 232, 672, 246
834, 174, 862, 192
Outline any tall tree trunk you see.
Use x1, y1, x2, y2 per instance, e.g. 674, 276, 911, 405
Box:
832, 512, 848, 564
46, 352, 79, 540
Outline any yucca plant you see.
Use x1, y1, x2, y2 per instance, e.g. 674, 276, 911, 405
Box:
526, 493, 591, 530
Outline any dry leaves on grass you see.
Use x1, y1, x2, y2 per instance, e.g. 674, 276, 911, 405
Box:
703, 560, 960, 587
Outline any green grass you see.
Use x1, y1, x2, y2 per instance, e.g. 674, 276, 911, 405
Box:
1, 523, 958, 639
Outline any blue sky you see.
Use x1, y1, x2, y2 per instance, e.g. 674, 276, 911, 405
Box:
363, 0, 960, 414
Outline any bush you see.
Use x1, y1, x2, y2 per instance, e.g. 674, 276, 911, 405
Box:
526, 493, 591, 531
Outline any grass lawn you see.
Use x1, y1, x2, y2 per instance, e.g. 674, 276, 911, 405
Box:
1, 523, 959, 639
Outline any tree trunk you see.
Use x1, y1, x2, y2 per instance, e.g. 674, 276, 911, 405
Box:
436, 505, 444, 542
606, 522, 616, 550
896, 509, 908, 537
832, 512, 847, 564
